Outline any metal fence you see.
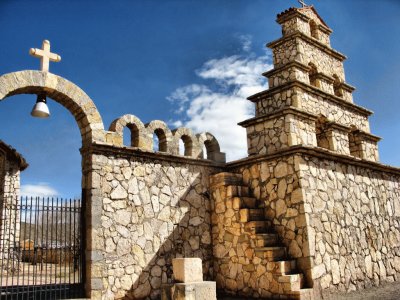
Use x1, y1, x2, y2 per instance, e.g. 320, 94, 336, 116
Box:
0, 196, 84, 299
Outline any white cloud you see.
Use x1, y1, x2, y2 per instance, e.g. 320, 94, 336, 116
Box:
169, 38, 273, 161
20, 183, 59, 198
238, 34, 252, 52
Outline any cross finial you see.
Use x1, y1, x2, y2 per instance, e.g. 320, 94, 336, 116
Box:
29, 40, 61, 72
298, 0, 307, 7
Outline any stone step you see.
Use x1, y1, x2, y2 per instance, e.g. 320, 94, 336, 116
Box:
232, 196, 257, 209
254, 233, 279, 247
285, 288, 315, 300
239, 208, 264, 222
269, 260, 297, 275
254, 246, 286, 260
244, 220, 272, 234
209, 172, 242, 187
226, 185, 250, 197
277, 273, 304, 292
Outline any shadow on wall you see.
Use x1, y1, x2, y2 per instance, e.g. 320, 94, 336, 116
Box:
94, 154, 219, 300
125, 185, 212, 300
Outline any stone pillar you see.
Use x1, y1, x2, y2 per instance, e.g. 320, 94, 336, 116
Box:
349, 130, 380, 162
162, 258, 216, 300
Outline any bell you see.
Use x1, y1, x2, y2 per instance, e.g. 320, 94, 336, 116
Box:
31, 94, 50, 118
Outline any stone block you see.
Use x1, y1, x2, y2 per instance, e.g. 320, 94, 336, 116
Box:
162, 282, 217, 300
208, 151, 226, 163
172, 258, 203, 283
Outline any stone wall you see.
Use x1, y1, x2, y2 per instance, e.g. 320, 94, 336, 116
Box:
227, 148, 400, 297
88, 146, 221, 299
0, 151, 22, 270
298, 154, 400, 294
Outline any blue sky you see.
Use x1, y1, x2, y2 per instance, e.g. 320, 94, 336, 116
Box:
0, 0, 399, 198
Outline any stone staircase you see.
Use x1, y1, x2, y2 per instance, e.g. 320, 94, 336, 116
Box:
214, 173, 314, 300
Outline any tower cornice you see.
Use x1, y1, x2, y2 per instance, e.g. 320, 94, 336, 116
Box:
263, 61, 355, 93
238, 107, 318, 127
247, 81, 372, 116
267, 32, 347, 61
238, 108, 381, 143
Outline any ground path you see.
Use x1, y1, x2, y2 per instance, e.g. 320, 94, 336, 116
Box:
220, 281, 400, 300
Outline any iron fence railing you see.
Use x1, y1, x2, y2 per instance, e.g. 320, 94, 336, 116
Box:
0, 196, 84, 299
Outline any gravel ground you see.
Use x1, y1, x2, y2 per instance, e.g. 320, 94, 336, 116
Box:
220, 281, 400, 300
322, 281, 400, 300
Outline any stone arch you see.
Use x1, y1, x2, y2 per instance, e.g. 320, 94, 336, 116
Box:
197, 132, 226, 163
309, 20, 319, 39
348, 125, 361, 158
308, 63, 319, 88
332, 74, 343, 98
0, 71, 105, 146
145, 120, 172, 153
0, 70, 106, 296
315, 115, 329, 150
109, 114, 150, 148
172, 127, 198, 157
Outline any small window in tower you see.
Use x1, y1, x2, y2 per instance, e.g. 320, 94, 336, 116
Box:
308, 63, 319, 88
310, 20, 319, 39
315, 116, 330, 150
348, 126, 361, 158
333, 74, 343, 97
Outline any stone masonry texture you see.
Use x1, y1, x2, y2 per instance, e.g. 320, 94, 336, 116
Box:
0, 4, 399, 300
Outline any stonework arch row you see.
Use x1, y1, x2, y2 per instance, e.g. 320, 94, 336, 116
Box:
108, 114, 225, 162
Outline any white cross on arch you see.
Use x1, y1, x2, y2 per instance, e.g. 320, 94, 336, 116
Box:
29, 40, 61, 72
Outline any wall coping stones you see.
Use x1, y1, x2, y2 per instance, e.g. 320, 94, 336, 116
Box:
82, 143, 226, 168
227, 144, 400, 175
247, 80, 373, 117
352, 129, 382, 142
340, 81, 356, 93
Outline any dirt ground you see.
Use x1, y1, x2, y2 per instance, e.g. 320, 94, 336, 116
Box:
1, 261, 79, 286
322, 281, 400, 300
220, 281, 400, 300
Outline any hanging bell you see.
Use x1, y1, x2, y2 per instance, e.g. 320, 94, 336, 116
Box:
31, 94, 50, 118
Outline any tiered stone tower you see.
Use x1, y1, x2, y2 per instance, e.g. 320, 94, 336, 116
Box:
242, 5, 380, 161
211, 5, 400, 300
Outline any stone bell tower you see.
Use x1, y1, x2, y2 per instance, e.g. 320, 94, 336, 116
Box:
240, 5, 380, 161
211, 4, 400, 300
